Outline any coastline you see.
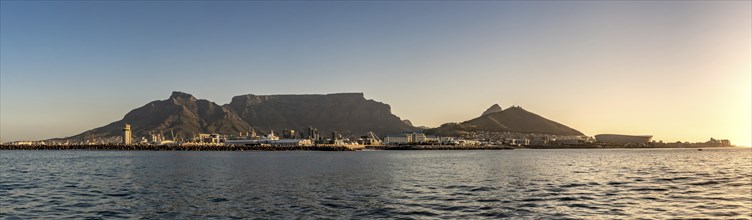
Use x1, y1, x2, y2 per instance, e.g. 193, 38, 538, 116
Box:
366, 145, 514, 150
0, 144, 357, 151
0, 144, 744, 151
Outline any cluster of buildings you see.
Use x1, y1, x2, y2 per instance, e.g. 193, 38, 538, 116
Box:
2, 123, 735, 149
224, 130, 313, 147
383, 132, 481, 146
650, 137, 732, 148
115, 125, 382, 147
459, 131, 592, 147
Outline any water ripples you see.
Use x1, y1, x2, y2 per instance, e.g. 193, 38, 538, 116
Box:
1, 148, 750, 219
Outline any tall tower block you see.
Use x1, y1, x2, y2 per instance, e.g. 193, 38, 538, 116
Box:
123, 124, 132, 145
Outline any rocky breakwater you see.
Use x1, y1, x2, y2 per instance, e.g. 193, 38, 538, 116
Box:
0, 144, 356, 151
367, 145, 514, 150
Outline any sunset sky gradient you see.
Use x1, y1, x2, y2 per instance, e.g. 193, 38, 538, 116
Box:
1, 1, 750, 146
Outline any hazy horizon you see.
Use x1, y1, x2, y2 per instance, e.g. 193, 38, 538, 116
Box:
1, 1, 750, 146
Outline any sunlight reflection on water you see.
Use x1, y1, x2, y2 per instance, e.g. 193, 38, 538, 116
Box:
1, 148, 750, 218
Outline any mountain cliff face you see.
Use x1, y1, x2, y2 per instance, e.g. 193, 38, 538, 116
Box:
69, 92, 251, 140
425, 106, 583, 136
225, 93, 414, 136
66, 92, 415, 140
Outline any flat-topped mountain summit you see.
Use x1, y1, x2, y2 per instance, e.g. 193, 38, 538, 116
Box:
62, 94, 582, 141
224, 92, 414, 136
65, 92, 416, 141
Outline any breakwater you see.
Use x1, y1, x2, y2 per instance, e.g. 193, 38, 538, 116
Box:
0, 144, 519, 151
367, 145, 514, 150
0, 144, 356, 151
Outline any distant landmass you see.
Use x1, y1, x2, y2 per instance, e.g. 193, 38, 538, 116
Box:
61, 93, 582, 141
425, 105, 583, 136
64, 91, 416, 141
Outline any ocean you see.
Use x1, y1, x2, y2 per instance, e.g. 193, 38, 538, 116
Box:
1, 148, 750, 219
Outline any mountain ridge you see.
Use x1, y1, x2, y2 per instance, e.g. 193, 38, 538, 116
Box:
61, 94, 583, 141
425, 105, 583, 136
64, 91, 416, 141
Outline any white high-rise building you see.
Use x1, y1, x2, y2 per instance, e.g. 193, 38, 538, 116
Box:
123, 124, 132, 145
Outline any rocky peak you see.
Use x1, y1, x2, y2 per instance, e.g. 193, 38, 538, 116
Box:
505, 105, 526, 112
169, 91, 196, 103
402, 120, 413, 126
481, 104, 504, 116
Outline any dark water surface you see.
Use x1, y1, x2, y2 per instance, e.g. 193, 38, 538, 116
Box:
1, 148, 750, 219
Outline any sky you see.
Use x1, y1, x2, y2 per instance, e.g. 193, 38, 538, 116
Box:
1, 1, 750, 146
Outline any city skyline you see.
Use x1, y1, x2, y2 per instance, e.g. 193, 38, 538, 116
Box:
1, 1, 750, 146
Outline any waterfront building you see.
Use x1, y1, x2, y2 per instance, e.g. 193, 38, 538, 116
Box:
198, 133, 224, 144
307, 127, 320, 140
456, 139, 481, 146
273, 139, 313, 146
505, 138, 530, 146
123, 124, 132, 145
9, 141, 34, 146
150, 131, 164, 143
282, 129, 296, 139
384, 135, 409, 144
330, 131, 346, 145
225, 139, 313, 146
383, 132, 431, 144
410, 132, 427, 143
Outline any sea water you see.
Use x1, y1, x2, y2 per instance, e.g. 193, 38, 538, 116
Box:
1, 148, 750, 218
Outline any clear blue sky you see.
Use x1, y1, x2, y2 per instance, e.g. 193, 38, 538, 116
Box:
1, 1, 750, 146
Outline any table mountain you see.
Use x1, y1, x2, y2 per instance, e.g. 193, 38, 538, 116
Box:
225, 93, 414, 137
64, 91, 415, 141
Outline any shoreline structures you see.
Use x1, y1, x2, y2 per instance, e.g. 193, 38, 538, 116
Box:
0, 144, 741, 151
0, 144, 357, 151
